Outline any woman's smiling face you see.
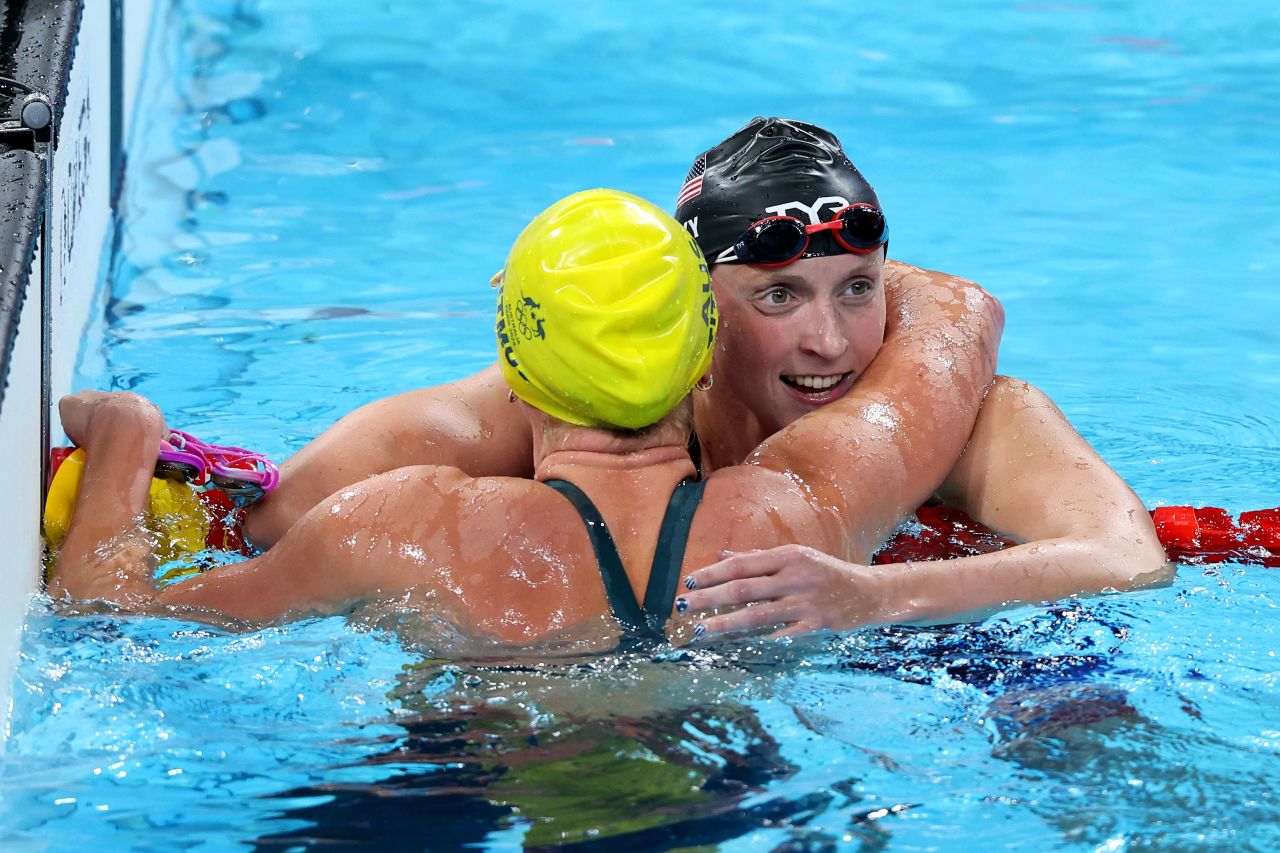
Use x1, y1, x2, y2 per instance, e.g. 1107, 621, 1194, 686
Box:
708, 252, 887, 438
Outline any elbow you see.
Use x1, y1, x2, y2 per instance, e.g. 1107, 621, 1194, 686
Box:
1090, 528, 1173, 593
1117, 538, 1176, 591
936, 272, 1004, 335
961, 280, 1005, 370
979, 284, 1005, 338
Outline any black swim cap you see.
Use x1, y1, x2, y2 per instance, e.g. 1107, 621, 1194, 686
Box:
674, 117, 885, 264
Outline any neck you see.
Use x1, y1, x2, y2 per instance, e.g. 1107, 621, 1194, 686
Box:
693, 386, 768, 472
537, 444, 696, 484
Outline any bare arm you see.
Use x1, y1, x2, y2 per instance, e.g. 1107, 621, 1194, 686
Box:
244, 364, 532, 548
48, 392, 169, 607
682, 377, 1172, 634
47, 391, 438, 622
906, 376, 1172, 618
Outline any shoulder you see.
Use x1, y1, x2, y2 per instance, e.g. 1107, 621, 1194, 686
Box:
884, 259, 980, 290
700, 466, 847, 555
356, 365, 510, 426
882, 260, 1004, 342
885, 259, 1000, 312
346, 469, 574, 539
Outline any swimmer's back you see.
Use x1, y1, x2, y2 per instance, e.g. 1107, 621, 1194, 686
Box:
212, 462, 842, 646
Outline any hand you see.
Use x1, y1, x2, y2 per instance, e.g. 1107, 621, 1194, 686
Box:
49, 392, 168, 605
677, 544, 890, 639
59, 390, 166, 449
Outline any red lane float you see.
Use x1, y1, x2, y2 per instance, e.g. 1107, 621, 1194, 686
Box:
875, 502, 1280, 567
1150, 505, 1280, 567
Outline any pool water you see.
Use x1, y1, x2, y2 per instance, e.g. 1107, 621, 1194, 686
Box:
3, 1, 1279, 849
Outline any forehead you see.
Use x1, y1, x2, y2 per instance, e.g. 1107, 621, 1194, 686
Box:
711, 252, 884, 291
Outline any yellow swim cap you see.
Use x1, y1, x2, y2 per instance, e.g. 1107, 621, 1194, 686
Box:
43, 448, 210, 564
495, 189, 717, 430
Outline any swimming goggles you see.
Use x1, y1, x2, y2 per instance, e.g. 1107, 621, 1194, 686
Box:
155, 430, 280, 506
720, 203, 888, 267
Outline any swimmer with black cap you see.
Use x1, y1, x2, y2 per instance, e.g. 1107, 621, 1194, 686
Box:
50, 189, 1037, 639
676, 118, 898, 461
669, 118, 1169, 632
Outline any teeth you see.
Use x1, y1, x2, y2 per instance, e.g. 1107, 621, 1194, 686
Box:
786, 374, 847, 391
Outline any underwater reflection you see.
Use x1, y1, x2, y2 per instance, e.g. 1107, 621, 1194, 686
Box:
251, 654, 861, 851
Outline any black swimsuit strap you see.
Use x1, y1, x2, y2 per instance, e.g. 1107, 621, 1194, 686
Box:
545, 478, 646, 631
644, 477, 707, 631
545, 477, 707, 644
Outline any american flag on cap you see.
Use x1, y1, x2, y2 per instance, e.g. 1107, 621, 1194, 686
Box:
676, 155, 705, 207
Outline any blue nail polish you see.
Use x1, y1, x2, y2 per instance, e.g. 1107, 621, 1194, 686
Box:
693, 623, 706, 638
684, 577, 697, 590
675, 597, 688, 613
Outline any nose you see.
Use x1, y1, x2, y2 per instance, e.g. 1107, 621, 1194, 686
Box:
798, 299, 850, 361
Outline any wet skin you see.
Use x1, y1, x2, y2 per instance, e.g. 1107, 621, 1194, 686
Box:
241, 258, 1001, 551
51, 254, 1168, 636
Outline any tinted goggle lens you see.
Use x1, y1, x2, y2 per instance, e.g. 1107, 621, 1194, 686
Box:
835, 205, 887, 249
744, 218, 807, 264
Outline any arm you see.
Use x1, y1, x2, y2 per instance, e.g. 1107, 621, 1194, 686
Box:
244, 364, 533, 548
912, 376, 1172, 617
48, 392, 430, 621
682, 377, 1172, 635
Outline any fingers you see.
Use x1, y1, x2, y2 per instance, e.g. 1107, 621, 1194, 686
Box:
76, 392, 166, 448
766, 623, 814, 640
58, 395, 93, 445
679, 575, 785, 616
683, 544, 819, 591
695, 600, 797, 638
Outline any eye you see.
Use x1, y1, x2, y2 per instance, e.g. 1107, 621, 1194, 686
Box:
760, 287, 793, 306
842, 279, 872, 297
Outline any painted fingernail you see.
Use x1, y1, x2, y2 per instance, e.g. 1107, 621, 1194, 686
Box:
720, 549, 734, 559
693, 623, 706, 639
684, 577, 697, 590
675, 597, 688, 613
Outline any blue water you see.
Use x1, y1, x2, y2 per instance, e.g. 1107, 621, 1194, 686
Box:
4, 0, 1280, 849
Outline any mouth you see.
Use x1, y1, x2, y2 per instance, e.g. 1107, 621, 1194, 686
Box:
780, 372, 854, 406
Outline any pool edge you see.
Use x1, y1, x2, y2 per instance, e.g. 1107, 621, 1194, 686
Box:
0, 0, 156, 746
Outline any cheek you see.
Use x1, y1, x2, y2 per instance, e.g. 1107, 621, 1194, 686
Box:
716, 312, 786, 377
851, 302, 887, 364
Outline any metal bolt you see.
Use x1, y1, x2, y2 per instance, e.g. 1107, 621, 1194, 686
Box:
21, 94, 52, 130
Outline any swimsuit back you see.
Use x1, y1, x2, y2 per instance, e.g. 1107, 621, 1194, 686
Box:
544, 477, 706, 649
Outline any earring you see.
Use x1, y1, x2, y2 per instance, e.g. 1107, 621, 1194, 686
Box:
695, 375, 714, 392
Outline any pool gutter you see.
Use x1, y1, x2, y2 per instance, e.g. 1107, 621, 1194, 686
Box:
0, 0, 154, 743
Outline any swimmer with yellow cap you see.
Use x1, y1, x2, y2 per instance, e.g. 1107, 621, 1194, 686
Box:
48, 188, 957, 642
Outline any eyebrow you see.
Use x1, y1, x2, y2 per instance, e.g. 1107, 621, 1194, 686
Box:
750, 269, 875, 288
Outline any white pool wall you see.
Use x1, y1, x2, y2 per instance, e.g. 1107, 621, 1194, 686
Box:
0, 0, 156, 742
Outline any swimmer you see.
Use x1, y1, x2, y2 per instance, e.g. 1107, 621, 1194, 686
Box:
52, 189, 1054, 640
233, 119, 1168, 632
671, 118, 1170, 630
